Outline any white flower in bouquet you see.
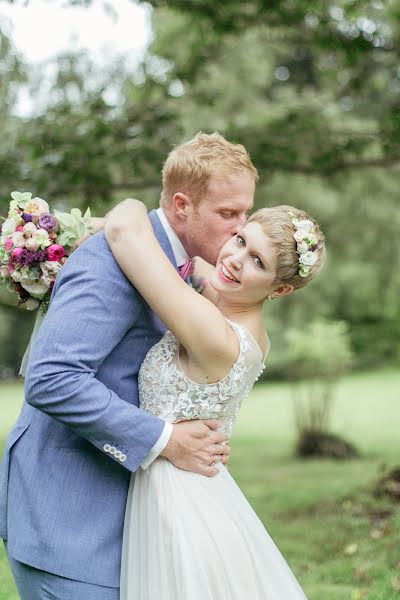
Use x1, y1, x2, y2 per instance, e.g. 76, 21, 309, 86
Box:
23, 222, 37, 236
12, 232, 26, 247
1, 216, 22, 240
25, 197, 50, 216
11, 270, 23, 282
41, 261, 62, 278
20, 277, 50, 297
25, 298, 41, 311
32, 228, 51, 248
24, 238, 40, 252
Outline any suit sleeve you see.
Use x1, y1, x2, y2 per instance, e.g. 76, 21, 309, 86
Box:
24, 233, 166, 472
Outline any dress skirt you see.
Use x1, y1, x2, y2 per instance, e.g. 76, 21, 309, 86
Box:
120, 457, 308, 599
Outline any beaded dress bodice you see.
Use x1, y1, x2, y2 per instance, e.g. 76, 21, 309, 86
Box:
138, 321, 266, 436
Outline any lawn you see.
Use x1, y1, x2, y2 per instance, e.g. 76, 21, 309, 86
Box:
0, 369, 399, 599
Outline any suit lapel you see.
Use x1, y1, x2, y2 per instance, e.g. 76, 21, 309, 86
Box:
149, 210, 177, 270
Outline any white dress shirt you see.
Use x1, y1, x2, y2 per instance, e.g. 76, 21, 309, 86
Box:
140, 208, 189, 469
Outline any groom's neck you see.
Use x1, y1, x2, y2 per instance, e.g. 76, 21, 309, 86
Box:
160, 205, 191, 254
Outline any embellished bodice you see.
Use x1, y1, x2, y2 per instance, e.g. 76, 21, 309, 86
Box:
138, 321, 266, 436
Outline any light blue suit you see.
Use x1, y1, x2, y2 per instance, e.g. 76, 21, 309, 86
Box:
0, 211, 175, 594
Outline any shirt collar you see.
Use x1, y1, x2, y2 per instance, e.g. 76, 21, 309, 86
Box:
156, 207, 189, 268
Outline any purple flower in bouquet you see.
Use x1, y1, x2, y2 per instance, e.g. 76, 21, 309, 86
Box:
18, 249, 48, 266
38, 213, 59, 232
22, 213, 35, 223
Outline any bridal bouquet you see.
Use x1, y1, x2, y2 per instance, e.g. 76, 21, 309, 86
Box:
0, 191, 92, 312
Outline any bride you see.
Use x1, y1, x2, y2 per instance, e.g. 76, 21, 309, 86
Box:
104, 199, 325, 599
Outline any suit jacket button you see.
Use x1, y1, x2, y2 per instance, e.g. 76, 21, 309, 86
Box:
119, 454, 127, 462
110, 446, 117, 455
114, 450, 122, 459
103, 444, 111, 453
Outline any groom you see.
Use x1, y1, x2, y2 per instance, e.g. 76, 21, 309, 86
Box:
0, 132, 257, 598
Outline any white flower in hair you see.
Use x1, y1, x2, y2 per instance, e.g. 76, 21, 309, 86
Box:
292, 219, 314, 233
305, 233, 318, 246
293, 230, 306, 242
299, 250, 317, 266
297, 240, 309, 254
287, 211, 319, 278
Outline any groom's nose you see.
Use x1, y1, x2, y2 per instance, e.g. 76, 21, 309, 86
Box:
231, 214, 247, 235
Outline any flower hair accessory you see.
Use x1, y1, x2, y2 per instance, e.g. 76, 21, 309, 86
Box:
288, 211, 319, 278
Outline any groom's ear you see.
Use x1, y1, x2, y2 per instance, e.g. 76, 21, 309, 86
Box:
172, 192, 191, 220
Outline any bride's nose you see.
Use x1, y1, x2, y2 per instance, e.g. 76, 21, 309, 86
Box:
229, 251, 243, 270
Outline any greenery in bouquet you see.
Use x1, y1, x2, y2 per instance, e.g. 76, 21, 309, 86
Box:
0, 191, 92, 312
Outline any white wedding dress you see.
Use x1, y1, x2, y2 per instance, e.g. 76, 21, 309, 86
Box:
121, 321, 308, 599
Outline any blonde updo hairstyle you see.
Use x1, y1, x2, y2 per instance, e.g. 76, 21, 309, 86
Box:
247, 205, 326, 291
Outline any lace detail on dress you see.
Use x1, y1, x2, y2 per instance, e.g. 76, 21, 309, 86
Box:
138, 321, 265, 436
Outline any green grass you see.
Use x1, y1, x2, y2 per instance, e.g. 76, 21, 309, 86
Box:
1, 369, 399, 599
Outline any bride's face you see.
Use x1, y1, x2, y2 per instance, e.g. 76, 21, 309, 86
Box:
210, 222, 278, 305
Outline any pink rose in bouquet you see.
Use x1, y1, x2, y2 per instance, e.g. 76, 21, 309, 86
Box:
47, 244, 65, 262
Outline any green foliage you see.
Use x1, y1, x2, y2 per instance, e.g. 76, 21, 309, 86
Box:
285, 319, 353, 382
0, 0, 399, 374
273, 319, 353, 442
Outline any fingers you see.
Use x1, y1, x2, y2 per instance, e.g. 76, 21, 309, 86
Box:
202, 419, 220, 430
207, 444, 231, 457
210, 430, 229, 445
200, 465, 219, 477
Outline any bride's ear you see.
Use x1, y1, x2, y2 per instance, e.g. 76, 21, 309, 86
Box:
267, 284, 294, 300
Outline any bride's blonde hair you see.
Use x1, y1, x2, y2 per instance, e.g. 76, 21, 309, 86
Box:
248, 206, 326, 290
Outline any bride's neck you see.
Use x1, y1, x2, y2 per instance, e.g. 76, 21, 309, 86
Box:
215, 298, 264, 326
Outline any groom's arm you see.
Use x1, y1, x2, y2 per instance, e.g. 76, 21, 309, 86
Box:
24, 233, 167, 472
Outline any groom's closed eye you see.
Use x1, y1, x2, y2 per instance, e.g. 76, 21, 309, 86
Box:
219, 211, 236, 219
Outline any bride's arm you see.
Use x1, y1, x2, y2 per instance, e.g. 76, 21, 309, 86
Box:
104, 199, 239, 376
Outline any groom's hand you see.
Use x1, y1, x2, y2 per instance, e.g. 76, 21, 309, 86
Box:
160, 420, 231, 477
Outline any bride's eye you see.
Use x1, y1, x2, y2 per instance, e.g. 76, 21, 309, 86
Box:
253, 256, 264, 269
236, 235, 245, 246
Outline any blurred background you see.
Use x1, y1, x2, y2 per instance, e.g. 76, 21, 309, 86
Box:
0, 1, 399, 599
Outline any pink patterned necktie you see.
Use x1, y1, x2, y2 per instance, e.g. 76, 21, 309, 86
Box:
178, 259, 194, 280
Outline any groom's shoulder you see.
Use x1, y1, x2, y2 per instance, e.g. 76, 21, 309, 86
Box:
57, 231, 121, 281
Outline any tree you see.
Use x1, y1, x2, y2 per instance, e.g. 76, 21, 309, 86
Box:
284, 319, 357, 458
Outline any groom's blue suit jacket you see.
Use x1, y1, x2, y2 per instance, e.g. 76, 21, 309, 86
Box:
0, 211, 175, 587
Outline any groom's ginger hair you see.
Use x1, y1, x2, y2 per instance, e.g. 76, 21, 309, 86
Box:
160, 132, 258, 207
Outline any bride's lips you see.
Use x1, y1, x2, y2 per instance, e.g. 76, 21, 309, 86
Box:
219, 262, 240, 284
